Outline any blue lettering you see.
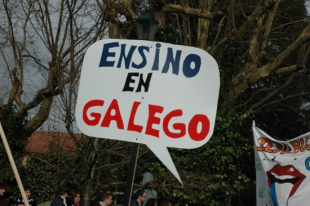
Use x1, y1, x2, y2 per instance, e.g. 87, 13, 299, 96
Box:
183, 54, 201, 78
117, 44, 137, 69
98, 42, 202, 78
99, 42, 119, 67
151, 43, 161, 71
162, 48, 182, 75
132, 46, 149, 69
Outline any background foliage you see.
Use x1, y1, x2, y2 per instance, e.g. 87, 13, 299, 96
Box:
1, 0, 310, 205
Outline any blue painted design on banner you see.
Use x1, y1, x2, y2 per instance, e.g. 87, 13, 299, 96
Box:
270, 184, 278, 206
305, 157, 310, 171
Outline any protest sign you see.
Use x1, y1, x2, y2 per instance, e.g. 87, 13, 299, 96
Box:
76, 39, 220, 182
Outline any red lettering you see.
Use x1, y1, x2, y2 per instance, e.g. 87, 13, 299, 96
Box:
257, 137, 268, 151
300, 138, 307, 152
188, 114, 210, 141
101, 99, 124, 129
145, 105, 164, 138
273, 142, 283, 153
307, 137, 310, 150
83, 100, 104, 126
163, 109, 186, 138
127, 101, 143, 133
280, 144, 291, 154
257, 138, 283, 153
265, 140, 273, 153
82, 99, 212, 141
291, 140, 300, 154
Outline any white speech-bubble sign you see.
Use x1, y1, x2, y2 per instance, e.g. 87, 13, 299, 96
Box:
76, 39, 220, 183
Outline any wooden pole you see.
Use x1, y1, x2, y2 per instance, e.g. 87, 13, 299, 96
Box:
0, 122, 29, 206
123, 143, 139, 206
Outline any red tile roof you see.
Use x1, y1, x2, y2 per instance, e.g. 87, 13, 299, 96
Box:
25, 131, 83, 153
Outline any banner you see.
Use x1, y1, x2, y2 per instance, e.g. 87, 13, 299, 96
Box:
254, 146, 273, 206
253, 126, 310, 206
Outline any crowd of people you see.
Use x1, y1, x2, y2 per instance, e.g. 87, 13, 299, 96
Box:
0, 184, 188, 206
0, 183, 37, 206
129, 189, 188, 206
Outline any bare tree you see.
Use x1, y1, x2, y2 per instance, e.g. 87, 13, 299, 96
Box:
90, 0, 310, 202
2, 0, 310, 204
0, 0, 107, 137
94, 0, 310, 117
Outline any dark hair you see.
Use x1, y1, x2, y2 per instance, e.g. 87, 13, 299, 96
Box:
97, 192, 111, 201
71, 192, 81, 198
24, 185, 31, 192
70, 192, 81, 203
57, 185, 70, 196
180, 202, 187, 206
161, 200, 171, 206
145, 198, 156, 206
134, 189, 145, 199
0, 183, 4, 189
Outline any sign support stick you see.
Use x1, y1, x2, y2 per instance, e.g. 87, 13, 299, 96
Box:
123, 143, 139, 206
0, 122, 29, 206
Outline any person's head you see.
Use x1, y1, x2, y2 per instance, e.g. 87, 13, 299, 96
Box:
145, 198, 157, 206
98, 192, 113, 206
161, 200, 172, 206
134, 189, 146, 203
180, 202, 188, 206
23, 186, 32, 198
71, 192, 81, 204
92, 190, 102, 201
57, 185, 70, 198
0, 184, 5, 196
